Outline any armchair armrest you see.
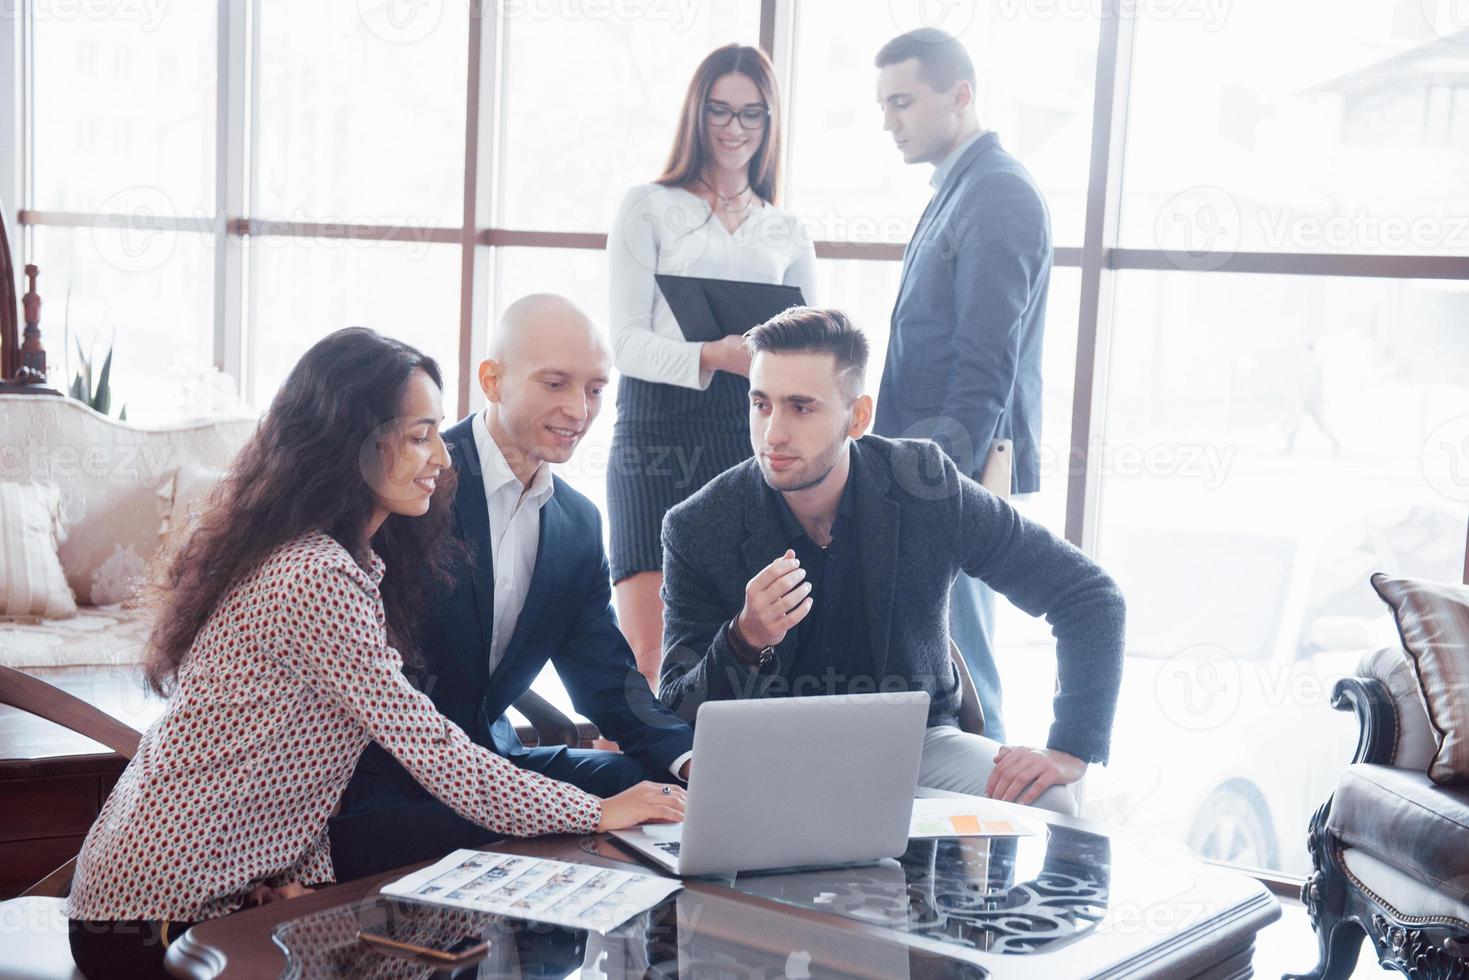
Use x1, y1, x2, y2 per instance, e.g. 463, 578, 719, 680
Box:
0, 664, 140, 757
511, 689, 588, 748
1330, 676, 1397, 766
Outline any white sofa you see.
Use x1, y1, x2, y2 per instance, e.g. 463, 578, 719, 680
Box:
0, 393, 254, 683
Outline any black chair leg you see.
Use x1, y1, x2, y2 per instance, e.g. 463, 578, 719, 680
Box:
1284, 918, 1365, 980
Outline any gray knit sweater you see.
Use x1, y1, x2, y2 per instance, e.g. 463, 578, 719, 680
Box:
658, 435, 1126, 764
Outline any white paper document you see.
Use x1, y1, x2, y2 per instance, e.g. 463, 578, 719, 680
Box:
908, 797, 1038, 838
381, 849, 682, 934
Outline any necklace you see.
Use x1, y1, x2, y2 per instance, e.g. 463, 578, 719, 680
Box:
696, 176, 753, 213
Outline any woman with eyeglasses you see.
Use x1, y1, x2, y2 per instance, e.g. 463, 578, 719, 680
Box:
607, 44, 816, 688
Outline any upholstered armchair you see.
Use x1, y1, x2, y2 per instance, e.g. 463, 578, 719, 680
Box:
1288, 644, 1469, 979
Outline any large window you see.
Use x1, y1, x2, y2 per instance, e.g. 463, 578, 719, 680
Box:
1124, 1, 1469, 257
255, 2, 468, 227
28, 225, 215, 419
247, 239, 463, 410
1089, 271, 1469, 871
29, 3, 216, 419
13, 0, 1467, 881
247, 0, 471, 410
788, 1, 1097, 246
1087, 0, 1469, 874
496, 5, 759, 230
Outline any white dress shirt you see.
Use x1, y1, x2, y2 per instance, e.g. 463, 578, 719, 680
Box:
930, 129, 988, 190
607, 182, 818, 390
472, 411, 555, 673
473, 411, 692, 780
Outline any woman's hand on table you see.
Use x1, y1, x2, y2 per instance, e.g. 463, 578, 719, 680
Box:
597, 781, 687, 831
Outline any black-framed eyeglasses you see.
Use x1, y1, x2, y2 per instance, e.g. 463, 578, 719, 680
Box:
704, 102, 770, 130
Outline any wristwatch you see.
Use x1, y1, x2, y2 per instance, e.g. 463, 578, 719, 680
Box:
727, 618, 776, 669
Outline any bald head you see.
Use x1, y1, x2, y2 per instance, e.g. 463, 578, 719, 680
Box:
478, 293, 611, 478
489, 293, 603, 364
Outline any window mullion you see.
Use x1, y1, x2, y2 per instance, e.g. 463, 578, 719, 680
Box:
1067, 0, 1137, 555
214, 0, 251, 397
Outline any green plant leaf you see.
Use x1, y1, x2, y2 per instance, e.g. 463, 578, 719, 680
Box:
94, 345, 113, 414
72, 336, 92, 403
118, 404, 128, 422
69, 372, 85, 402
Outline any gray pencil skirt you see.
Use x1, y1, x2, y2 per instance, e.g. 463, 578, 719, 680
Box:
607, 375, 753, 582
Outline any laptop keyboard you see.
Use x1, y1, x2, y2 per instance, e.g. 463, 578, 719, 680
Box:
654, 841, 681, 856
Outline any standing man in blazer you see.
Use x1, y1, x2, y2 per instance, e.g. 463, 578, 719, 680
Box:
660, 309, 1123, 813
329, 295, 694, 880
872, 29, 1053, 742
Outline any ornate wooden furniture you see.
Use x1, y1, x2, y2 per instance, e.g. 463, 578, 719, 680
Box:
1287, 545, 1469, 980
1288, 665, 1469, 979
0, 200, 53, 392
0, 666, 142, 980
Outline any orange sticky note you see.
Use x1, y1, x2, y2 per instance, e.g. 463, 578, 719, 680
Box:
949, 814, 983, 835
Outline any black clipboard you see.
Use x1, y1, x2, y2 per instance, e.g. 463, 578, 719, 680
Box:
655, 274, 806, 343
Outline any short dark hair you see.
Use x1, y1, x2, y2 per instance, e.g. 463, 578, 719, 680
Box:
874, 28, 975, 92
745, 307, 870, 402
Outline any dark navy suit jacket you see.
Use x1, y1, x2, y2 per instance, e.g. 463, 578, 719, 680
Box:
338, 414, 694, 818
874, 131, 1051, 493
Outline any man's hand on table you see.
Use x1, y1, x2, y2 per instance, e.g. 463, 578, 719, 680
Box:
985, 746, 1087, 805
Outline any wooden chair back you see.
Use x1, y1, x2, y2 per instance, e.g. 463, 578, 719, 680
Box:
0, 666, 140, 896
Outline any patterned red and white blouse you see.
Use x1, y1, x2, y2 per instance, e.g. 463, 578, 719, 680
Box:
64, 531, 602, 923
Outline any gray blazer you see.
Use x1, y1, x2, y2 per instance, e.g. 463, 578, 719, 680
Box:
874, 132, 1050, 493
658, 435, 1125, 764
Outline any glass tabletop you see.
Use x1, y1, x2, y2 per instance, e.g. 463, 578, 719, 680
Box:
270, 889, 984, 979
721, 825, 1115, 956
269, 825, 1223, 978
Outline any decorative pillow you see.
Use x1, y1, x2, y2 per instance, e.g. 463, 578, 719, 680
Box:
160, 462, 228, 549
0, 482, 78, 618
54, 467, 176, 607
1371, 573, 1469, 784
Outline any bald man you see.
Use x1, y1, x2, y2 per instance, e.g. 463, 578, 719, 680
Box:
329, 295, 695, 880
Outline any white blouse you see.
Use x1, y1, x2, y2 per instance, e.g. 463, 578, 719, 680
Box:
64, 532, 602, 922
607, 182, 818, 391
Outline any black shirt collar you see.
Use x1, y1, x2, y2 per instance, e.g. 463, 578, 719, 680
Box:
770, 443, 859, 546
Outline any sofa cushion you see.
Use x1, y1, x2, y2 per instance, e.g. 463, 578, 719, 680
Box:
0, 482, 77, 619
1357, 646, 1437, 772
1326, 763, 1469, 902
1371, 573, 1469, 783
159, 461, 226, 551
1340, 848, 1469, 925
54, 468, 175, 607
0, 394, 255, 608
0, 603, 152, 669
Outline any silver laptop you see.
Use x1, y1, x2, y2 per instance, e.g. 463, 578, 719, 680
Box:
611, 691, 929, 877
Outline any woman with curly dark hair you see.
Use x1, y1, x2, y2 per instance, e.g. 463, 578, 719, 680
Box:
63, 328, 685, 979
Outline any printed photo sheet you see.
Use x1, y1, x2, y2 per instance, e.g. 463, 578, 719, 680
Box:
381, 849, 682, 934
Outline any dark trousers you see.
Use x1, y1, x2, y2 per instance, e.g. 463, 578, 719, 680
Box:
328, 745, 661, 883
69, 917, 199, 980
